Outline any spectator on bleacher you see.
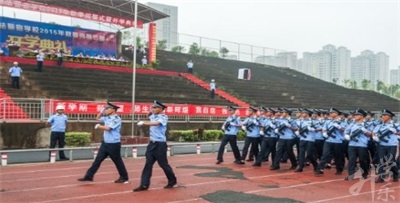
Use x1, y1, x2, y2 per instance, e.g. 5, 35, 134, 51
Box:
210, 79, 216, 99
36, 50, 44, 72
57, 49, 64, 67
140, 47, 147, 55
187, 60, 194, 74
46, 105, 69, 161
141, 55, 148, 66
9, 61, 22, 89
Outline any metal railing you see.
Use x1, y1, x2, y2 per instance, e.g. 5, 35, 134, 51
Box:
1, 98, 399, 122
0, 98, 228, 122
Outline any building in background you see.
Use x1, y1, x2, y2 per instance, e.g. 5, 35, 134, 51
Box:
390, 66, 400, 85
254, 52, 297, 69
298, 45, 351, 84
350, 50, 390, 86
147, 2, 178, 50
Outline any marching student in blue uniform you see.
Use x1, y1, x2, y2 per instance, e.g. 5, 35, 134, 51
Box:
295, 109, 318, 172
253, 107, 277, 167
365, 111, 379, 168
240, 107, 261, 163
78, 102, 129, 183
271, 108, 298, 170
46, 104, 68, 160
312, 109, 325, 161
216, 106, 244, 165
372, 109, 399, 183
316, 108, 346, 175
344, 108, 371, 180
133, 101, 177, 191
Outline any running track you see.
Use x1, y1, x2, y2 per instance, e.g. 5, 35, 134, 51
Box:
1, 153, 399, 203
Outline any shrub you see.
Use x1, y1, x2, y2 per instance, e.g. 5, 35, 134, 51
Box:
65, 132, 91, 147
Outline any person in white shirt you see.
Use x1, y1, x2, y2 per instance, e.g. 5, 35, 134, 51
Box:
36, 50, 44, 72
187, 60, 193, 73
141, 56, 148, 66
9, 61, 22, 89
210, 79, 216, 98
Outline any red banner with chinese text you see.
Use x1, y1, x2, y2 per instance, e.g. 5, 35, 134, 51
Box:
46, 100, 248, 117
0, 0, 143, 28
148, 23, 157, 63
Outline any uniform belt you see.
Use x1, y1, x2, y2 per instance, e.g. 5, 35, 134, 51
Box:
150, 140, 164, 143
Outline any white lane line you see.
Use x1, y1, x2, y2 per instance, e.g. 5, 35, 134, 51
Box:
309, 185, 400, 203
28, 172, 328, 203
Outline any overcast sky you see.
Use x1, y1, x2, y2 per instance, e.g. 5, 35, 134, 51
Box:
144, 0, 399, 69
1, 0, 399, 69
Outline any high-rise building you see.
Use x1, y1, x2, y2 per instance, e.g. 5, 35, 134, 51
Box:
350, 50, 390, 86
299, 45, 351, 84
147, 2, 178, 50
390, 66, 400, 85
254, 52, 297, 69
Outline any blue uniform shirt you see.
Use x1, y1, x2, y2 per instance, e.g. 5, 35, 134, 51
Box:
223, 115, 241, 135
346, 123, 369, 148
100, 115, 122, 143
47, 114, 68, 132
243, 116, 260, 137
9, 66, 22, 77
149, 113, 168, 142
262, 117, 278, 138
323, 119, 345, 143
373, 121, 399, 147
298, 118, 315, 142
276, 117, 297, 140
313, 118, 324, 140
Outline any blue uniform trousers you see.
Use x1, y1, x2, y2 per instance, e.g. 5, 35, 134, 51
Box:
217, 134, 241, 162
84, 141, 128, 180
347, 146, 369, 177
140, 141, 176, 187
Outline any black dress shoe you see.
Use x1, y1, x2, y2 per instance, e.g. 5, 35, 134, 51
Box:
234, 160, 245, 165
77, 177, 93, 182
375, 178, 384, 183
164, 181, 177, 189
246, 159, 254, 162
362, 174, 368, 179
315, 169, 324, 175
289, 165, 298, 170
393, 177, 399, 182
344, 175, 354, 180
216, 160, 223, 164
114, 178, 129, 183
133, 185, 149, 192
252, 163, 261, 167
270, 167, 280, 170
295, 168, 303, 173
335, 171, 342, 175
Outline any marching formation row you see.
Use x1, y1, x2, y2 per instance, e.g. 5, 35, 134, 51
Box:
217, 106, 400, 183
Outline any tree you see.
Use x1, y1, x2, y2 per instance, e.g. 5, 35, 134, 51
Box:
219, 47, 229, 58
349, 80, 357, 89
361, 79, 371, 90
200, 48, 219, 58
387, 84, 400, 97
171, 45, 185, 53
188, 43, 200, 55
332, 78, 339, 84
136, 37, 144, 48
342, 79, 351, 88
376, 80, 385, 92
156, 40, 167, 50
